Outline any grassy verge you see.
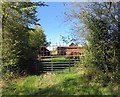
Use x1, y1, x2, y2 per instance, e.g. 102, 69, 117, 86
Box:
2, 67, 119, 95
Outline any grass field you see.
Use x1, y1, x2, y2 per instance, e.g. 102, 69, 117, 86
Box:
41, 56, 70, 63
42, 56, 66, 60
2, 67, 118, 96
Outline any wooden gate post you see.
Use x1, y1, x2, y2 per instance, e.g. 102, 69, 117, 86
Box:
69, 58, 70, 72
51, 59, 53, 72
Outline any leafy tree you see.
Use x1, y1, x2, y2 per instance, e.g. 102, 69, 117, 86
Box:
1, 2, 47, 78
61, 35, 82, 45
28, 26, 47, 48
27, 25, 47, 60
65, 2, 120, 82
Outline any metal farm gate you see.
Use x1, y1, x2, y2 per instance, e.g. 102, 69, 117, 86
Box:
38, 44, 84, 72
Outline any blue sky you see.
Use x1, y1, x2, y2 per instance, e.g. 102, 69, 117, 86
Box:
37, 2, 71, 45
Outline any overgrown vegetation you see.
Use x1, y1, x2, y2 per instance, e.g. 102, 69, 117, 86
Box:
1, 1, 47, 80
1, 1, 120, 96
2, 67, 119, 95
64, 2, 120, 94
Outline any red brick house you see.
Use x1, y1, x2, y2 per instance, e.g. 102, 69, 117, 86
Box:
57, 44, 84, 56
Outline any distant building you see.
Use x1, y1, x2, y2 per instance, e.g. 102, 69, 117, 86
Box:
57, 47, 66, 55
39, 46, 50, 56
57, 44, 84, 56
51, 49, 57, 55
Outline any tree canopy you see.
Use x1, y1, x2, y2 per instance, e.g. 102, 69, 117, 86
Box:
2, 2, 47, 78
64, 2, 120, 82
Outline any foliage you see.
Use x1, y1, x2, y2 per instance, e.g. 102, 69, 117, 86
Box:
61, 35, 82, 44
64, 2, 120, 93
1, 2, 47, 79
83, 2, 119, 83
64, 2, 120, 84
28, 26, 47, 48
27, 25, 47, 61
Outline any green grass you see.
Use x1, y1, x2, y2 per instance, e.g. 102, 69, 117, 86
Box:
42, 56, 69, 63
43, 56, 66, 61
2, 67, 119, 96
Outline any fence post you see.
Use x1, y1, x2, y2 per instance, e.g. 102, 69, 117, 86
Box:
51, 60, 53, 72
69, 57, 70, 72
